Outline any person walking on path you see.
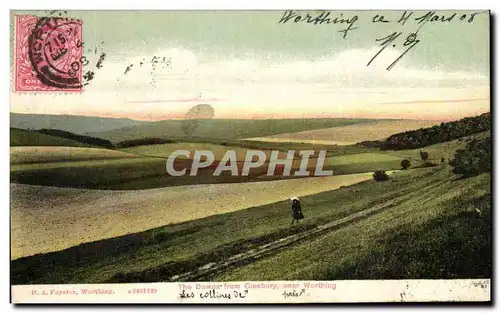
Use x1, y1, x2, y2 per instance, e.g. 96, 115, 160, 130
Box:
290, 197, 304, 225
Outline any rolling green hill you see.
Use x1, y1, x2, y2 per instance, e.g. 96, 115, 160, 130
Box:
89, 118, 374, 142
9, 150, 403, 190
11, 112, 146, 135
10, 127, 117, 150
215, 168, 490, 282
10, 128, 90, 147
10, 114, 491, 284
10, 165, 491, 284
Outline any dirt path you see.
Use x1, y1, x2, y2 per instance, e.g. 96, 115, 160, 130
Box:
169, 196, 407, 282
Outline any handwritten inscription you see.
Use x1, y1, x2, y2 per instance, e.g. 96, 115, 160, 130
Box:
278, 10, 358, 39
179, 288, 248, 300
278, 10, 487, 70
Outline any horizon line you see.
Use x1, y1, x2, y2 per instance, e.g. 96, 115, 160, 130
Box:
9, 96, 490, 122
9, 110, 491, 123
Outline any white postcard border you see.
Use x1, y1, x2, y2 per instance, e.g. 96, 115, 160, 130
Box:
11, 279, 491, 303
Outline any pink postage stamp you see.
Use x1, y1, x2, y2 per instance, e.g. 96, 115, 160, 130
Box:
14, 15, 83, 92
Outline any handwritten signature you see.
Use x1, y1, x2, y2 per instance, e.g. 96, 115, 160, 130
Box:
367, 31, 420, 71
278, 10, 487, 71
282, 289, 306, 299
367, 11, 486, 70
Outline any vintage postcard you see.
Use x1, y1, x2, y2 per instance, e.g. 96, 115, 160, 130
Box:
10, 10, 491, 303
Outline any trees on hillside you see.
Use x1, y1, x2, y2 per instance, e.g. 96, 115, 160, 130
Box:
376, 113, 491, 150
36, 129, 114, 149
116, 138, 175, 149
450, 136, 491, 176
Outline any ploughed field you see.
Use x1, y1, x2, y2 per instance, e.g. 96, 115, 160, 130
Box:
11, 172, 374, 259
246, 119, 443, 145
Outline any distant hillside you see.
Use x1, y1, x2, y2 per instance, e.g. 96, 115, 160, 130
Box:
35, 129, 114, 149
89, 118, 374, 142
10, 128, 90, 147
358, 112, 491, 150
245, 119, 442, 145
10, 113, 146, 135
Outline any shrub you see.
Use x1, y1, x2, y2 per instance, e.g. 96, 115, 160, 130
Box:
419, 151, 429, 162
450, 136, 491, 176
373, 170, 389, 182
401, 159, 411, 170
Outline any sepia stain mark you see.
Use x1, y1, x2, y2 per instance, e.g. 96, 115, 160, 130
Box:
181, 104, 215, 137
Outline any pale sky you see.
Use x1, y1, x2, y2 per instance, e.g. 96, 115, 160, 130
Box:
10, 10, 490, 121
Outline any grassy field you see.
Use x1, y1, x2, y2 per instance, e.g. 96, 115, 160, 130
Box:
10, 129, 485, 190
247, 120, 443, 145
10, 165, 491, 284
10, 146, 138, 165
121, 137, 375, 157
10, 172, 374, 259
123, 143, 401, 169
122, 142, 287, 160
328, 153, 402, 165
89, 118, 373, 142
10, 157, 403, 190
326, 153, 403, 175
10, 128, 90, 147
214, 168, 490, 281
10, 144, 403, 189
10, 157, 169, 189
172, 137, 373, 155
